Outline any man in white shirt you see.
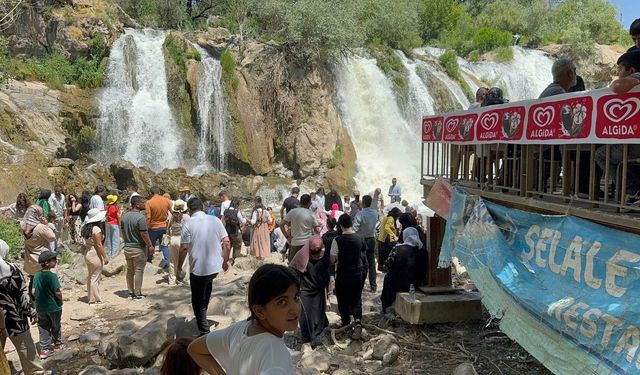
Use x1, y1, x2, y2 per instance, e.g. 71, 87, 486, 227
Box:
383, 196, 404, 215
89, 185, 106, 210
179, 198, 231, 335
219, 191, 232, 216
48, 184, 67, 247
281, 194, 319, 262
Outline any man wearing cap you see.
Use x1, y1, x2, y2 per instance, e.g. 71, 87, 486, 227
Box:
179, 186, 193, 203
179, 197, 230, 335
145, 187, 172, 268
121, 195, 155, 300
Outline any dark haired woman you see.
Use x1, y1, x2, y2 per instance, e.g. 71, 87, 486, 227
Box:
79, 191, 91, 222
188, 264, 299, 374
81, 208, 109, 305
0, 192, 31, 223
160, 337, 201, 375
67, 193, 82, 244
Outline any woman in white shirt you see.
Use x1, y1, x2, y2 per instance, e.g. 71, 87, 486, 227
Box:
188, 264, 300, 375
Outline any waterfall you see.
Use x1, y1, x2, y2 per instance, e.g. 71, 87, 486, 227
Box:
192, 45, 227, 174
458, 47, 553, 101
95, 28, 183, 172
334, 56, 423, 203
396, 51, 436, 127
416, 46, 553, 101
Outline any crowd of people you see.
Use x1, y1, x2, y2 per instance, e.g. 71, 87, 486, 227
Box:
0, 176, 429, 374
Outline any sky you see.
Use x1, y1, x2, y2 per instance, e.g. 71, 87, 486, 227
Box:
608, 0, 635, 28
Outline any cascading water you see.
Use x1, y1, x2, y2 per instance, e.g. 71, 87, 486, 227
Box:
458, 47, 553, 101
416, 46, 553, 101
334, 56, 423, 203
396, 51, 436, 127
95, 28, 183, 172
192, 45, 227, 174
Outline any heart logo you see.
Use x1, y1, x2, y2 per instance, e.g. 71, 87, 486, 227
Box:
446, 118, 459, 133
604, 98, 640, 123
480, 112, 499, 131
533, 106, 555, 128
423, 120, 433, 135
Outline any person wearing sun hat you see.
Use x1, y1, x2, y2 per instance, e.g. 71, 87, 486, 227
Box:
167, 199, 190, 285
105, 195, 121, 258
179, 186, 193, 203
81, 208, 109, 305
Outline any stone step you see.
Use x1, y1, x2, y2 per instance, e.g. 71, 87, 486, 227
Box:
393, 290, 482, 324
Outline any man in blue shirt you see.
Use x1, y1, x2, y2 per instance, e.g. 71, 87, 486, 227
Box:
388, 178, 401, 201
353, 195, 379, 292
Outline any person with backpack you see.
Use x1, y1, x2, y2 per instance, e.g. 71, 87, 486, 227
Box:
222, 199, 246, 263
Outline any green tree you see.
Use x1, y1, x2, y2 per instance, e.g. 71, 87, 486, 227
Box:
418, 0, 464, 42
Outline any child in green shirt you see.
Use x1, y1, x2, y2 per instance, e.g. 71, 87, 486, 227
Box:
31, 250, 63, 359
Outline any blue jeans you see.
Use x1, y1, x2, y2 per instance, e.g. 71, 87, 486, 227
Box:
148, 228, 169, 266
105, 223, 120, 257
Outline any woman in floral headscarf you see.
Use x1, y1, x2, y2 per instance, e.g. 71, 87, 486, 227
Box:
21, 206, 56, 281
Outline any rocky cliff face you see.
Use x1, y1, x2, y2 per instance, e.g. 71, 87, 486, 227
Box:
0, 79, 96, 204
1, 0, 135, 59
195, 30, 356, 191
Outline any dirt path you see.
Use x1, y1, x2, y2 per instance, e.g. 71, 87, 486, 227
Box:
4, 249, 551, 375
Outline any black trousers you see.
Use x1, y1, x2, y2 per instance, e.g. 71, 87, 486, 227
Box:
190, 273, 218, 335
335, 275, 363, 326
361, 237, 377, 289
377, 239, 395, 271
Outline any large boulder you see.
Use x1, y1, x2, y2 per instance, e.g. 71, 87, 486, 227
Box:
101, 318, 169, 368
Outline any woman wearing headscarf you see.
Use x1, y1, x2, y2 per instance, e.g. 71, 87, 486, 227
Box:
21, 206, 56, 285
289, 235, 329, 344
376, 207, 401, 272
250, 196, 272, 261
0, 240, 45, 374
314, 206, 328, 236
327, 203, 344, 221
381, 227, 426, 314
82, 208, 109, 305
35, 190, 52, 220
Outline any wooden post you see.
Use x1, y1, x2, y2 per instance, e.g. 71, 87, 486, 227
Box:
426, 215, 452, 288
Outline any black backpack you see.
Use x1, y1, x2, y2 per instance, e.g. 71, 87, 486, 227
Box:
224, 209, 240, 235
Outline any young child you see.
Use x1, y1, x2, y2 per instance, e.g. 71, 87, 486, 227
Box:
161, 337, 201, 375
187, 264, 300, 375
32, 250, 63, 359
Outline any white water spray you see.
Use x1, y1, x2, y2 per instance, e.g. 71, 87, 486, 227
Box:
191, 45, 227, 174
334, 56, 423, 203
95, 28, 183, 171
